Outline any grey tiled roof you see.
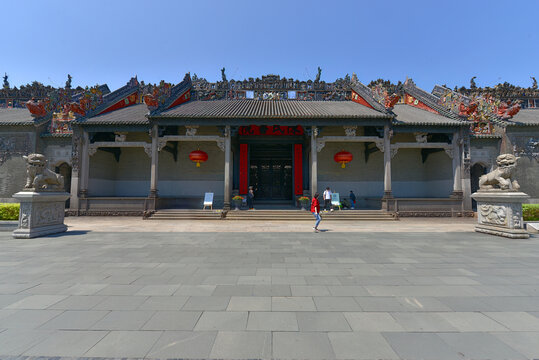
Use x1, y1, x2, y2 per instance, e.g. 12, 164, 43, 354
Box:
504, 109, 539, 126
73, 103, 149, 125
0, 108, 40, 126
392, 104, 467, 126
155, 100, 390, 119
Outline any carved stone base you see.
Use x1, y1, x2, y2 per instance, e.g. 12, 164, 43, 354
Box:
471, 191, 530, 239
450, 190, 463, 199
12, 191, 70, 239
474, 224, 529, 239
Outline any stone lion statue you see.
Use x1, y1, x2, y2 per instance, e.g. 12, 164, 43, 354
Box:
479, 154, 520, 191
23, 153, 64, 191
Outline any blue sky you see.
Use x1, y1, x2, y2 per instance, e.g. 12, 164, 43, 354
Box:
1, 0, 537, 92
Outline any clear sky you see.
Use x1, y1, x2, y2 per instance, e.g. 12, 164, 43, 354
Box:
1, 0, 537, 92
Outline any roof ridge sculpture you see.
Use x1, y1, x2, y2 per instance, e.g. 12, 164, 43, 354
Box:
350, 82, 389, 113
85, 76, 139, 118
402, 79, 461, 120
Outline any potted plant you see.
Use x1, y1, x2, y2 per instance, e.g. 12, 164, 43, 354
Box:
232, 195, 244, 210
298, 196, 310, 210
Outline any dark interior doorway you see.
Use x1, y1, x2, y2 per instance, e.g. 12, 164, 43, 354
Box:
471, 162, 488, 210
249, 144, 293, 201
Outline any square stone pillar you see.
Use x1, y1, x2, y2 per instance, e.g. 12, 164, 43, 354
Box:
79, 130, 90, 199
451, 131, 463, 198
223, 125, 232, 210
69, 128, 82, 212
147, 125, 159, 211
382, 124, 393, 211
311, 126, 318, 197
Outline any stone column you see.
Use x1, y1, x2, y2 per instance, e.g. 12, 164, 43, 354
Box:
150, 125, 159, 197
69, 128, 81, 212
79, 130, 89, 199
311, 126, 318, 197
223, 125, 231, 210
451, 131, 463, 198
147, 125, 159, 211
383, 124, 393, 198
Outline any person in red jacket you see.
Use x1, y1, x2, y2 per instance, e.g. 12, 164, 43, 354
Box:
311, 192, 321, 232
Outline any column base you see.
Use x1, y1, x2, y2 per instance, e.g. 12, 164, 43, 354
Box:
450, 190, 463, 199
223, 201, 231, 211
381, 192, 394, 211
382, 191, 393, 199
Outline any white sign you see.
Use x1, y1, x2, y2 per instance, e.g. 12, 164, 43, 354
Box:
203, 192, 214, 210
331, 193, 340, 206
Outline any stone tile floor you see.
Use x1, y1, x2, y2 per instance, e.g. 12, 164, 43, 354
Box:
0, 220, 538, 359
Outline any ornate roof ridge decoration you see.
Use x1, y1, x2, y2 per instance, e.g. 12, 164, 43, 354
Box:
402, 79, 462, 120
156, 73, 192, 112
433, 85, 521, 135
350, 82, 389, 113
188, 73, 359, 102
143, 80, 172, 111
433, 79, 539, 100
435, 85, 523, 124
367, 82, 401, 111
86, 76, 140, 117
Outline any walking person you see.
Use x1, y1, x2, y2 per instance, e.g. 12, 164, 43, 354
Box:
323, 187, 332, 211
247, 186, 255, 210
311, 192, 321, 232
349, 190, 356, 209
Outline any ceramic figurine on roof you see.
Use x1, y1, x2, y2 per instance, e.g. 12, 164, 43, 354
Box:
221, 67, 227, 82
25, 98, 48, 117
315, 67, 322, 82
497, 100, 521, 119
144, 81, 172, 111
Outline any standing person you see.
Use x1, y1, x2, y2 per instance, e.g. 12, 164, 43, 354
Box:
311, 192, 321, 232
323, 187, 332, 211
247, 186, 255, 210
349, 190, 356, 209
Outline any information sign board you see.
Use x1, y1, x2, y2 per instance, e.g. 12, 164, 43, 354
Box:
203, 192, 214, 210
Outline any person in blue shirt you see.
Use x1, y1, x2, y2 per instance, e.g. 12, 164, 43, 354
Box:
349, 190, 356, 209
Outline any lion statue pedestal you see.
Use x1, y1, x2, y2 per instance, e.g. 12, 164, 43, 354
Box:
471, 154, 530, 239
12, 154, 70, 239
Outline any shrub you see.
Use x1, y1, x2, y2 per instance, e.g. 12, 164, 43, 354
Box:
232, 195, 244, 201
523, 204, 539, 221
0, 203, 19, 220
298, 196, 310, 201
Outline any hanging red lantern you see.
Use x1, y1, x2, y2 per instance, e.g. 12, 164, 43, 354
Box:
334, 150, 353, 168
189, 149, 208, 167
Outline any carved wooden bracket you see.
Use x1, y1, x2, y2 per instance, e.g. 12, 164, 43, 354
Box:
343, 126, 357, 137
185, 125, 199, 136
316, 140, 325, 152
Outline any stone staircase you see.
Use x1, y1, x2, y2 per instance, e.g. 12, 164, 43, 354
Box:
148, 209, 397, 221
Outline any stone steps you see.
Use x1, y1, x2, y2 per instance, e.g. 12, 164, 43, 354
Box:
149, 209, 397, 221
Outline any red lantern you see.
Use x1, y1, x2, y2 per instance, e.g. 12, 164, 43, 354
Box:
334, 150, 353, 168
189, 149, 208, 167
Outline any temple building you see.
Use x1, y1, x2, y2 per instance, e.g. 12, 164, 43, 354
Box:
1, 73, 538, 216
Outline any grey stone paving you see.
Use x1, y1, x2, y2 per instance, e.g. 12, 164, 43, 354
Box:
0, 230, 538, 359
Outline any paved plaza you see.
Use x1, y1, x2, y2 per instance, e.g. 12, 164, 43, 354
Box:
0, 218, 539, 359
